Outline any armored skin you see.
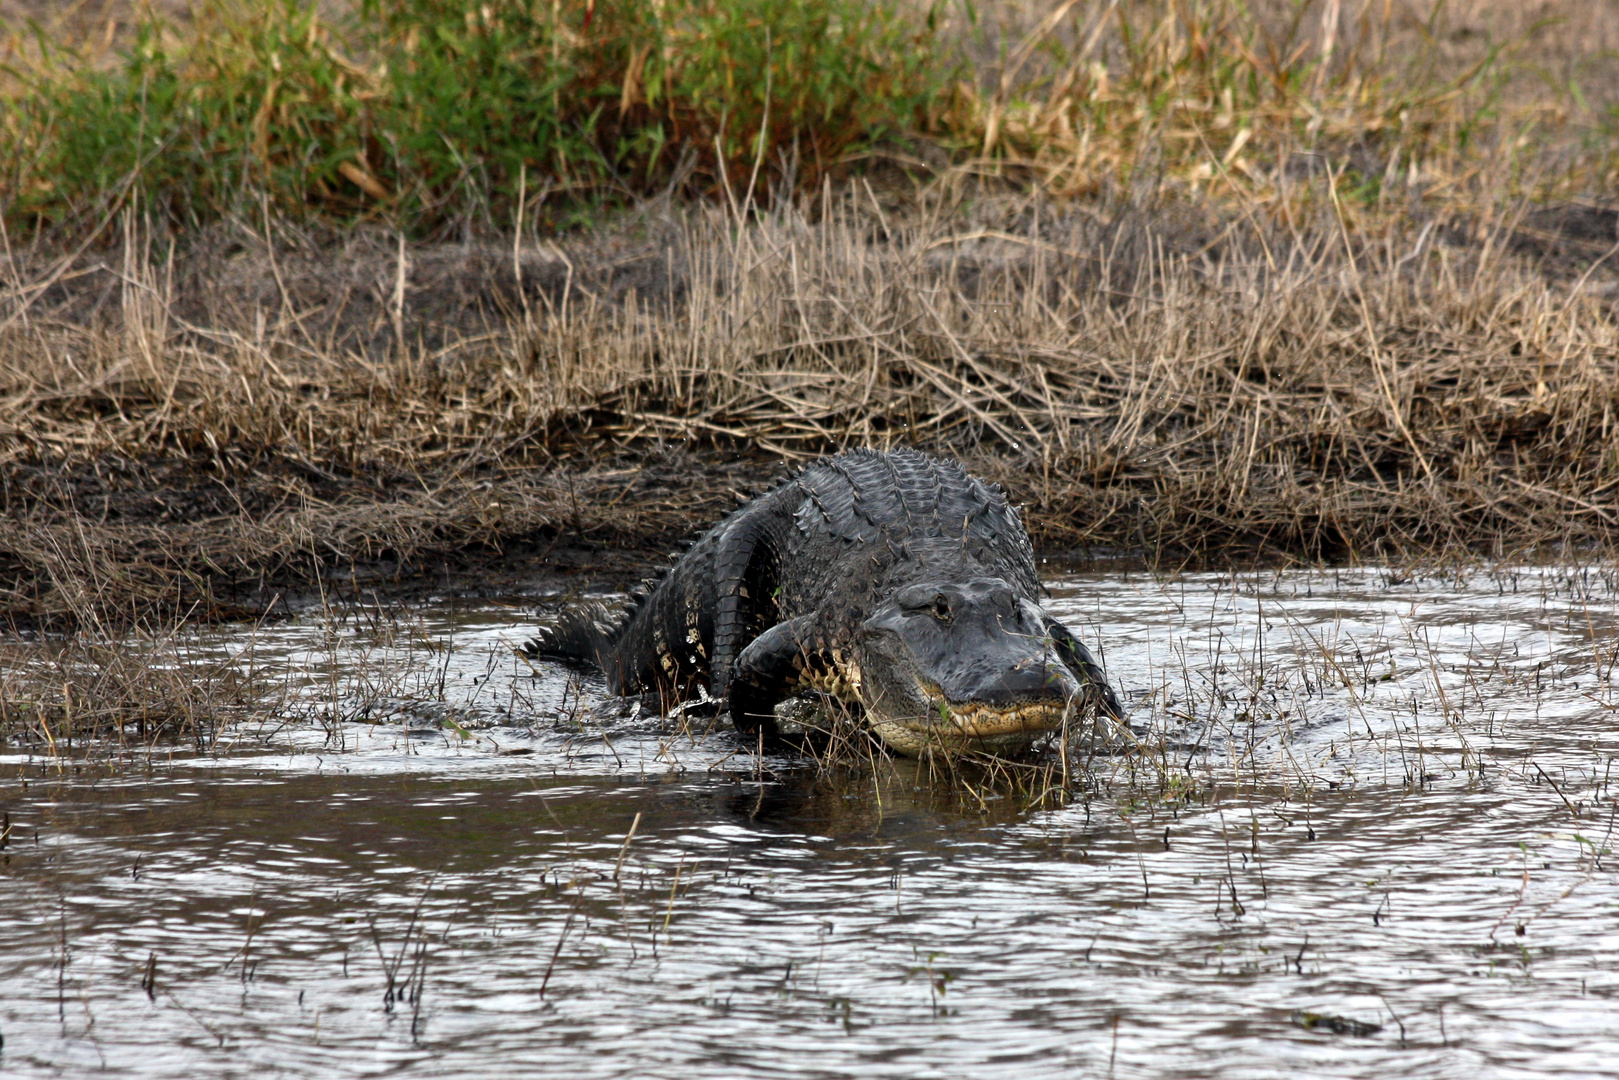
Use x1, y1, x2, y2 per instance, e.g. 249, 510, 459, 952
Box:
529, 447, 1122, 755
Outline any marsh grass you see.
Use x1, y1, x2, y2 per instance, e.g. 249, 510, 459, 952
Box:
961, 0, 1619, 203
0, 623, 255, 750
5, 186, 1618, 630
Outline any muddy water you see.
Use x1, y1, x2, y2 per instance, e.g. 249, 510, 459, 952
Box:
2, 566, 1617, 1078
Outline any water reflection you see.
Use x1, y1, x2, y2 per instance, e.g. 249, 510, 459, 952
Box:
1, 566, 1616, 1078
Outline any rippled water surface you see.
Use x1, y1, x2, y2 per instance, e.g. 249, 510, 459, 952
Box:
3, 566, 1618, 1078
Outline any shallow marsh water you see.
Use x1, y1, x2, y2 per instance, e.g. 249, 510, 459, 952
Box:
2, 566, 1618, 1078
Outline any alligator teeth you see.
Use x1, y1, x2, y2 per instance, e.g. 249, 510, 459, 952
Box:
932, 702, 1066, 739
956, 706, 1063, 738
866, 700, 1073, 756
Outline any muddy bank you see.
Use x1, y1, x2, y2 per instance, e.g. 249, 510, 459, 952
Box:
1, 444, 783, 627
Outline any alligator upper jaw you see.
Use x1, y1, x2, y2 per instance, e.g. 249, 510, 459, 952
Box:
866, 698, 1072, 757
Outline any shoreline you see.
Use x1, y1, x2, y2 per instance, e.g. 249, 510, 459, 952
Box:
5, 196, 1619, 630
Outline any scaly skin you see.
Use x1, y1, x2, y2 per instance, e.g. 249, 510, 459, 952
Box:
528, 448, 1122, 755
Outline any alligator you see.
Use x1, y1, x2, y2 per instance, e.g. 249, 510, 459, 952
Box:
527, 447, 1122, 755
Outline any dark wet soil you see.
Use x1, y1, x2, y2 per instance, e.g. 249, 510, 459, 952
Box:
0, 443, 790, 627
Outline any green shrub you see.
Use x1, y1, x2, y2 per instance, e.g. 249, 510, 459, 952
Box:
1, 0, 947, 235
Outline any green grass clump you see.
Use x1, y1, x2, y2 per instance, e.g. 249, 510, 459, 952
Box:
2, 0, 1607, 238
1, 0, 946, 235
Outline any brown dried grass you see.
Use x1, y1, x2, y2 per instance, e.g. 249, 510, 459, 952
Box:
0, 629, 255, 751
3, 183, 1617, 639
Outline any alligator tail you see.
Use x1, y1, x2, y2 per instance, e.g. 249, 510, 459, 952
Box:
523, 602, 628, 688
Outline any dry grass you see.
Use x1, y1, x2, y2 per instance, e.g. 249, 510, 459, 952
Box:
3, 185, 1617, 635
941, 0, 1619, 200
0, 629, 255, 749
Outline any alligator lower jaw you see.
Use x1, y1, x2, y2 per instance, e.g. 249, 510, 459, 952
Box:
868, 702, 1068, 757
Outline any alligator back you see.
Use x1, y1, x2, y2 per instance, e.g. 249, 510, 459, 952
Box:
778, 448, 1039, 621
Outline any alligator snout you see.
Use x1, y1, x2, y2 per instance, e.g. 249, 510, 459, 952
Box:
938, 650, 1080, 709
856, 578, 1095, 753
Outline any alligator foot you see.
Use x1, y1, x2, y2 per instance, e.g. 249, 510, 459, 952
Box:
771, 692, 841, 738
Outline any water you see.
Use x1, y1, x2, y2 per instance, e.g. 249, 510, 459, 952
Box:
3, 566, 1618, 1078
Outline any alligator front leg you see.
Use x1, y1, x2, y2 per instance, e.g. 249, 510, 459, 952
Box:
727, 614, 828, 740
1047, 620, 1124, 720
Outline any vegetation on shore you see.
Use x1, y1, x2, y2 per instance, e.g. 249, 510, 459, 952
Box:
4, 0, 943, 234
4, 0, 1613, 234
5, 195, 1617, 622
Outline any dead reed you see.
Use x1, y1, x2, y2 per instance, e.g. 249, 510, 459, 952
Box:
0, 627, 255, 749
4, 182, 1618, 635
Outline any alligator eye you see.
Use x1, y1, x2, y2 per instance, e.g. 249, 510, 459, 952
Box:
932, 594, 952, 621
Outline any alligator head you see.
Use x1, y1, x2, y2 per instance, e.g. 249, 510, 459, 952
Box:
852, 578, 1092, 755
